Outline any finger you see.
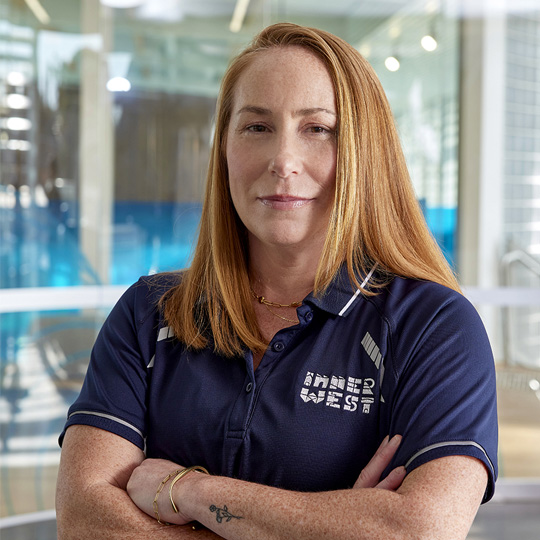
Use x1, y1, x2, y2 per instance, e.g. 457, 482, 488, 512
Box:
377, 435, 390, 452
353, 434, 402, 489
375, 466, 406, 491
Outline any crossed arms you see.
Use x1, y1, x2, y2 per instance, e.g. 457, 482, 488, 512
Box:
56, 425, 487, 540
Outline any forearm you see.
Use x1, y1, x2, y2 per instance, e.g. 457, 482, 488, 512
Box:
168, 456, 486, 540
56, 479, 222, 540
127, 444, 484, 540
127, 436, 426, 540
170, 475, 412, 540
56, 426, 222, 540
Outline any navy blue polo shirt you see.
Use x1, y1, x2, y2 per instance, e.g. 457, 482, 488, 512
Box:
60, 268, 498, 502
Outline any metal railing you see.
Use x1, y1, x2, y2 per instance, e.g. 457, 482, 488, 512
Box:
500, 249, 540, 368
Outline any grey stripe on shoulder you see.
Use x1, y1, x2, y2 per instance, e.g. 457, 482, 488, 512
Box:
157, 326, 174, 341
68, 411, 144, 439
405, 440, 495, 473
338, 264, 377, 317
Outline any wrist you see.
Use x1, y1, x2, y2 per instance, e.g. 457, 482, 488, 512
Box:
169, 467, 210, 523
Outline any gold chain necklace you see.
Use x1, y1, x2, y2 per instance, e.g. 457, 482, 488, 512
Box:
262, 303, 298, 323
250, 287, 303, 308
250, 286, 302, 323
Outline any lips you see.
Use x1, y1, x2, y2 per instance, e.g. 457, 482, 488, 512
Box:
258, 195, 313, 210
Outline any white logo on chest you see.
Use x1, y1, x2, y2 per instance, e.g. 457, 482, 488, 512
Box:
299, 371, 375, 413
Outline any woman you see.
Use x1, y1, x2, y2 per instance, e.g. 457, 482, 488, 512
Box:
56, 23, 497, 539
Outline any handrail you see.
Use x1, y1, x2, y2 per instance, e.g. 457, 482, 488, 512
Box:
500, 248, 540, 368
501, 249, 540, 283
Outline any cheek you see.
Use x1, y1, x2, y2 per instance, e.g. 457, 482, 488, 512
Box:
226, 155, 244, 202
226, 137, 244, 177
310, 146, 337, 189
227, 142, 263, 188
226, 149, 249, 216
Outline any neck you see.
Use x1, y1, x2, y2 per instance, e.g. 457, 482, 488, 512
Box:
248, 239, 322, 304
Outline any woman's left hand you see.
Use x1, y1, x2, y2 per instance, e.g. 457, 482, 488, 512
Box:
127, 458, 191, 526
353, 434, 406, 491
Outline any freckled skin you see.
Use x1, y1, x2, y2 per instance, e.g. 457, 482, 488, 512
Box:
226, 46, 337, 254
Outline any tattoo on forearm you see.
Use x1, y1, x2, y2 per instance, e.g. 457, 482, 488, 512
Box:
209, 504, 243, 524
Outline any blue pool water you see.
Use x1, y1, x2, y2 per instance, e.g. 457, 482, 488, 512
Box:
1, 199, 202, 289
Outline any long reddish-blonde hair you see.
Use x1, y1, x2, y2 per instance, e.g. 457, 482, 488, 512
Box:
160, 22, 460, 357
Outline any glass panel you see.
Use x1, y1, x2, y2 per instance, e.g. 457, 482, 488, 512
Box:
2, 0, 538, 532
1, 308, 106, 516
358, 11, 460, 264
499, 10, 540, 481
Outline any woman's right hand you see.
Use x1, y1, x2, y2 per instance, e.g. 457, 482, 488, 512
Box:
353, 434, 406, 491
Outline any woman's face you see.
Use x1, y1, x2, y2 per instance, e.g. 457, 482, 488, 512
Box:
226, 46, 337, 254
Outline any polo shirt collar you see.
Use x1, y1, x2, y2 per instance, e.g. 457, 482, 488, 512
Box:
304, 263, 378, 317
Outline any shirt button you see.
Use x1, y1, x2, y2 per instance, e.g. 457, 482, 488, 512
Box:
246, 382, 253, 393
273, 341, 285, 352
305, 311, 313, 322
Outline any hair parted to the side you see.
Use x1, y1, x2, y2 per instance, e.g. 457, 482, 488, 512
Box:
160, 22, 461, 357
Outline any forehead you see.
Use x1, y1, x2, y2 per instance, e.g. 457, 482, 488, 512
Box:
231, 46, 336, 111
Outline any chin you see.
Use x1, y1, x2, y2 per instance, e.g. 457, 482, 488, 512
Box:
248, 223, 326, 252
264, 232, 321, 250
265, 235, 304, 247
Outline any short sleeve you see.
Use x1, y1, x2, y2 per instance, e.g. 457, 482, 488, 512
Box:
383, 289, 498, 503
58, 278, 158, 450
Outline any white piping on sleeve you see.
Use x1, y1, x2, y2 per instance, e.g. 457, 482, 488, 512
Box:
338, 264, 377, 317
68, 411, 144, 439
405, 440, 495, 474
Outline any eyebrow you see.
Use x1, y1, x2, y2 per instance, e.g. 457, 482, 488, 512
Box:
236, 106, 336, 117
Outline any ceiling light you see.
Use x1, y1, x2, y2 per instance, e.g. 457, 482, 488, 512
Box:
7, 72, 28, 86
107, 76, 131, 92
7, 139, 32, 151
358, 44, 371, 58
24, 0, 50, 25
100, 0, 145, 7
385, 56, 400, 72
5, 94, 31, 109
230, 0, 251, 33
0, 117, 32, 130
421, 35, 438, 52
0, 139, 28, 151
426, 0, 439, 15
389, 24, 401, 40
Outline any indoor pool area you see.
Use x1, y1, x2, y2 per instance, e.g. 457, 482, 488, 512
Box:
2, 0, 540, 538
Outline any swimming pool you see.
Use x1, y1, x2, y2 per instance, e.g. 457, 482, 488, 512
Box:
1, 199, 203, 289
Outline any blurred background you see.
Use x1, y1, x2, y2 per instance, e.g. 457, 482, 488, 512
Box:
0, 0, 539, 538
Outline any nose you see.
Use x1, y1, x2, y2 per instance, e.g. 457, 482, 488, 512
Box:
268, 134, 302, 178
